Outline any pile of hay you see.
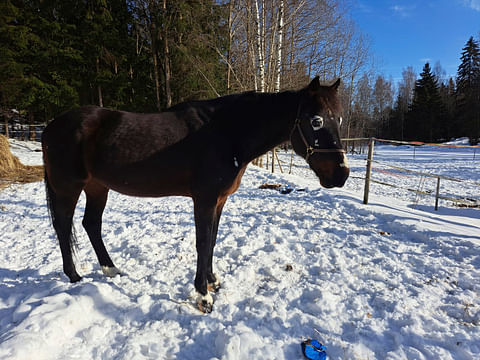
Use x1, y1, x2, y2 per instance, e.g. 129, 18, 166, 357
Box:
0, 134, 44, 189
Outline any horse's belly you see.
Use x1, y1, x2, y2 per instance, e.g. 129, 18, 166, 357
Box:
92, 167, 192, 198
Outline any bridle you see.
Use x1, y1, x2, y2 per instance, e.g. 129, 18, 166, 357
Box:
291, 116, 345, 162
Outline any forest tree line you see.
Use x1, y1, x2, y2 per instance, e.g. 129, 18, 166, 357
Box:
348, 36, 480, 145
0, 0, 479, 144
0, 1, 369, 119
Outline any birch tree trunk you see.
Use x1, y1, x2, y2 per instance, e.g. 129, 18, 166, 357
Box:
226, 0, 234, 93
96, 57, 104, 107
162, 0, 172, 108
274, 0, 284, 93
253, 0, 265, 92
151, 39, 162, 111
270, 0, 284, 172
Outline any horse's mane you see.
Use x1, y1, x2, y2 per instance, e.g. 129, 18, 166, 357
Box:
165, 92, 255, 113
166, 85, 339, 133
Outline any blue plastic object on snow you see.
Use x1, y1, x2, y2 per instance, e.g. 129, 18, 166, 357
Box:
279, 185, 293, 194
301, 339, 327, 360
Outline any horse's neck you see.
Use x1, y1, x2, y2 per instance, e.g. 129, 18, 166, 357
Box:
237, 91, 299, 162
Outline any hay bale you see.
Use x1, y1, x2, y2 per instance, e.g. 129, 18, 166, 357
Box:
0, 135, 24, 175
0, 134, 44, 188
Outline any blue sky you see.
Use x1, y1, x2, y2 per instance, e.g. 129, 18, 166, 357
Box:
351, 0, 480, 83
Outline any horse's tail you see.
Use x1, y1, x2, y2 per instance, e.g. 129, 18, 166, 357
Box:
44, 168, 56, 227
43, 166, 79, 255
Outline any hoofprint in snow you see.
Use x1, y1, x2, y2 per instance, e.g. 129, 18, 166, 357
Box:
0, 140, 479, 360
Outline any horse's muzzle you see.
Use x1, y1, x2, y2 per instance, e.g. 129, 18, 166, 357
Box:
311, 155, 350, 188
319, 165, 349, 188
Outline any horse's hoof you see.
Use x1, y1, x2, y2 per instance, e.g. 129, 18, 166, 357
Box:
101, 266, 122, 278
69, 274, 82, 283
66, 269, 82, 283
207, 274, 221, 293
196, 292, 213, 313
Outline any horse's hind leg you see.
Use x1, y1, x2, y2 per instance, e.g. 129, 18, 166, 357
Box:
45, 178, 83, 283
82, 181, 120, 278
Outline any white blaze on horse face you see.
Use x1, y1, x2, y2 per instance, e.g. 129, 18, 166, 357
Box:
339, 153, 349, 168
339, 116, 343, 126
233, 156, 239, 168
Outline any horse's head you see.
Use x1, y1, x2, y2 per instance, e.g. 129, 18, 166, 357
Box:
291, 77, 349, 188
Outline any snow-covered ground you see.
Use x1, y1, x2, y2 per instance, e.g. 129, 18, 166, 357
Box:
0, 139, 479, 360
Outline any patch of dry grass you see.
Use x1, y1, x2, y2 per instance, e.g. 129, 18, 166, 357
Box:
0, 135, 44, 189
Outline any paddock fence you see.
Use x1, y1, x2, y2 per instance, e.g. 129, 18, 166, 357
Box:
0, 123, 45, 142
266, 137, 479, 210
342, 138, 480, 210
2, 123, 479, 210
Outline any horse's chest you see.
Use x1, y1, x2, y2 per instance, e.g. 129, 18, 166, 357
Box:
220, 166, 247, 197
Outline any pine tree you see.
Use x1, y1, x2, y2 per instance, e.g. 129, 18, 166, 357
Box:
0, 0, 28, 109
1, 0, 229, 123
166, 0, 227, 104
456, 36, 480, 143
0, 0, 83, 123
406, 63, 445, 142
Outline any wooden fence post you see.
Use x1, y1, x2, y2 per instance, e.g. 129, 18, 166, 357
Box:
274, 149, 283, 173
30, 125, 36, 141
271, 148, 275, 173
363, 138, 375, 205
289, 149, 294, 174
435, 177, 441, 211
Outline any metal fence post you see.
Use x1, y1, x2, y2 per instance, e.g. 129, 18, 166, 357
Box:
363, 138, 375, 205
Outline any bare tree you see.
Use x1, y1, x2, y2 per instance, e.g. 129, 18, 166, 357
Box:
399, 66, 416, 108
227, 0, 371, 94
396, 66, 416, 139
372, 74, 394, 136
433, 61, 447, 85
351, 73, 373, 137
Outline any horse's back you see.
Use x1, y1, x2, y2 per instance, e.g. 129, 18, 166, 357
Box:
42, 105, 210, 191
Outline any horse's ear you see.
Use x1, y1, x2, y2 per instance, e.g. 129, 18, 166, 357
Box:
330, 78, 341, 92
307, 76, 321, 92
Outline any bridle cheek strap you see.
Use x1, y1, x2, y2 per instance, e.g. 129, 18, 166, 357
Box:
292, 120, 345, 162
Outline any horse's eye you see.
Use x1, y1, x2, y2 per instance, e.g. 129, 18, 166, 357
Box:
310, 115, 324, 130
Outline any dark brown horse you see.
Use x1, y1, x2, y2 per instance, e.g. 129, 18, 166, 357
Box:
42, 77, 349, 312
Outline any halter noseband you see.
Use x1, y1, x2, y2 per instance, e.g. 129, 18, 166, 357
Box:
292, 117, 345, 162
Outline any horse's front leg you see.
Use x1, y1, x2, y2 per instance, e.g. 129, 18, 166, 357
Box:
193, 197, 218, 313
206, 197, 227, 293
